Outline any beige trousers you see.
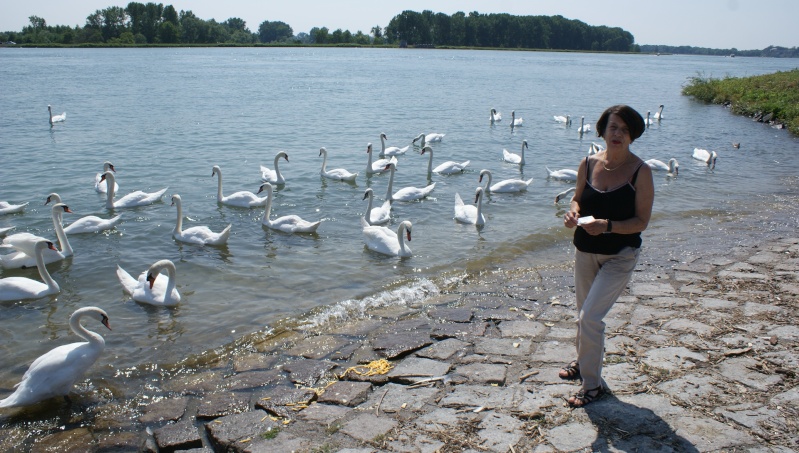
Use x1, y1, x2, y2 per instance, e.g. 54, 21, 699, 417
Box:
573, 246, 640, 390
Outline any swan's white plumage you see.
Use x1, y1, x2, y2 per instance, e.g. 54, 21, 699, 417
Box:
554, 114, 571, 125
646, 158, 679, 176
379, 133, 409, 157
554, 187, 576, 204
0, 241, 60, 301
366, 143, 397, 174
47, 105, 66, 125
589, 142, 605, 155
692, 148, 717, 169
384, 162, 436, 202
258, 183, 321, 233
510, 110, 523, 128
361, 218, 412, 257
577, 116, 591, 134
478, 169, 533, 193
171, 194, 231, 245
319, 147, 358, 182
211, 165, 268, 208
101, 171, 167, 209
654, 104, 664, 120
260, 151, 289, 185
502, 140, 528, 165
363, 188, 391, 225
94, 161, 118, 193
546, 167, 578, 182
0, 201, 28, 215
117, 259, 181, 306
0, 203, 73, 269
454, 187, 486, 225
0, 226, 13, 236
46, 193, 122, 234
0, 306, 110, 408
421, 146, 469, 174
413, 132, 444, 146
490, 108, 502, 123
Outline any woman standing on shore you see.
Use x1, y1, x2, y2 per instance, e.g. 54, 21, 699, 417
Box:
561, 105, 654, 407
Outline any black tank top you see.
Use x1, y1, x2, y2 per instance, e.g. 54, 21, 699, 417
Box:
573, 158, 643, 254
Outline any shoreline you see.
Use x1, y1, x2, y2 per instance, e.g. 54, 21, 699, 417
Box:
1, 191, 798, 451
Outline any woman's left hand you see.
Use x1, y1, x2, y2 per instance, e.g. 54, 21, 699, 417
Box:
581, 218, 608, 236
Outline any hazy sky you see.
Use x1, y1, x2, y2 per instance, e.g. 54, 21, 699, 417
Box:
2, 0, 798, 50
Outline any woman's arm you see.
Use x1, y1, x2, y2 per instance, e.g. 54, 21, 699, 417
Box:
582, 162, 655, 236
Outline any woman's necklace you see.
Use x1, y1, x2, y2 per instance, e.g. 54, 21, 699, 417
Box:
602, 154, 630, 171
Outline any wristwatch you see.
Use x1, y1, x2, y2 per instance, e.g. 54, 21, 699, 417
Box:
606, 219, 613, 233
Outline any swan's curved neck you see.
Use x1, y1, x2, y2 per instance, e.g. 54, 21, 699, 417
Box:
214, 168, 224, 202
520, 143, 526, 165
320, 150, 328, 173
364, 191, 374, 224
475, 191, 484, 220
262, 186, 274, 223
425, 149, 433, 174
70, 309, 104, 347
397, 223, 408, 253
104, 172, 116, 208
52, 206, 72, 256
386, 165, 395, 200
35, 243, 60, 294
481, 171, 492, 192
173, 199, 184, 234
379, 135, 386, 157
163, 263, 177, 302
273, 155, 283, 178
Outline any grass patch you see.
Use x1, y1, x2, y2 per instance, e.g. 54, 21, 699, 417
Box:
260, 427, 280, 440
682, 68, 799, 135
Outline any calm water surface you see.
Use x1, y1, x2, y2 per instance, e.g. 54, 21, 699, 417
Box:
1, 48, 798, 398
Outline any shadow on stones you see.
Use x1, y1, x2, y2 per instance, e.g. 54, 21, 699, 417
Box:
583, 393, 699, 452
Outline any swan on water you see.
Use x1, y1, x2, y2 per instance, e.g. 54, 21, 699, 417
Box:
0, 306, 110, 407
692, 148, 717, 169
423, 145, 470, 175
361, 218, 412, 257
588, 142, 605, 155
0, 240, 61, 301
510, 110, 523, 128
0, 201, 28, 215
257, 182, 321, 234
379, 133, 409, 158
412, 132, 445, 147
384, 162, 436, 202
554, 187, 576, 204
454, 186, 486, 225
260, 151, 289, 185
546, 167, 578, 182
490, 108, 502, 124
117, 259, 181, 306
94, 161, 119, 193
653, 104, 664, 120
363, 188, 391, 225
554, 114, 571, 125
503, 140, 528, 165
366, 143, 397, 175
48, 105, 66, 125
0, 203, 73, 269
101, 171, 167, 209
644, 111, 654, 126
577, 116, 591, 135
645, 158, 679, 176
0, 226, 13, 236
478, 169, 533, 193
171, 194, 232, 245
211, 165, 268, 207
319, 147, 358, 182
45, 193, 122, 234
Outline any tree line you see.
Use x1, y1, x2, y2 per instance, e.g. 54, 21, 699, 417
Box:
1, 3, 636, 51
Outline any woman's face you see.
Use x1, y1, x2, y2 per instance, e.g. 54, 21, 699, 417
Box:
603, 113, 632, 151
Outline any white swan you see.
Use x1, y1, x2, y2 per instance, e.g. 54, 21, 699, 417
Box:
554, 187, 576, 204
379, 133, 409, 158
257, 183, 321, 234
503, 140, 528, 165
366, 143, 396, 175
45, 193, 122, 234
423, 146, 470, 175
510, 110, 523, 128
413, 132, 445, 146
554, 114, 571, 125
0, 306, 109, 408
94, 161, 119, 194
117, 259, 181, 306
692, 148, 717, 169
361, 218, 412, 257
454, 187, 486, 225
578, 116, 591, 135
0, 201, 28, 215
384, 162, 436, 202
0, 241, 61, 301
478, 169, 533, 193
0, 226, 13, 236
490, 108, 502, 124
171, 194, 232, 245
654, 104, 664, 120
211, 165, 268, 208
319, 147, 358, 182
0, 203, 73, 269
546, 167, 578, 182
363, 188, 391, 225
588, 142, 605, 155
644, 111, 654, 126
646, 158, 679, 176
48, 105, 66, 125
260, 151, 289, 185
101, 171, 167, 209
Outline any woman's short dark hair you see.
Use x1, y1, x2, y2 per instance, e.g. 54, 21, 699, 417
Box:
595, 105, 645, 142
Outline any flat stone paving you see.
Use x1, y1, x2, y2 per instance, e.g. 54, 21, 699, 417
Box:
1, 222, 798, 452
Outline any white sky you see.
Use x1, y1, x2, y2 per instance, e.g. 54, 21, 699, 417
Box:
2, 0, 797, 50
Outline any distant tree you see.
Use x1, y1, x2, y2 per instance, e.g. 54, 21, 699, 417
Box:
163, 5, 179, 25
309, 26, 328, 44
158, 20, 179, 43
258, 20, 292, 43
295, 31, 311, 43
28, 16, 47, 30
223, 17, 247, 32
371, 25, 382, 39
353, 31, 369, 45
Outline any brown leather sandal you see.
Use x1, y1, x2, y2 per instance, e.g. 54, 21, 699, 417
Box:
558, 361, 581, 380
568, 386, 605, 407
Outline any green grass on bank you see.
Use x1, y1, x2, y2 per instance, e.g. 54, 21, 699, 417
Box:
682, 68, 799, 135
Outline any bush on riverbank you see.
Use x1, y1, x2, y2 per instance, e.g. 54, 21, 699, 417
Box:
682, 69, 799, 135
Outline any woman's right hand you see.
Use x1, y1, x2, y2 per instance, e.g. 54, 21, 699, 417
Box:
564, 210, 579, 229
